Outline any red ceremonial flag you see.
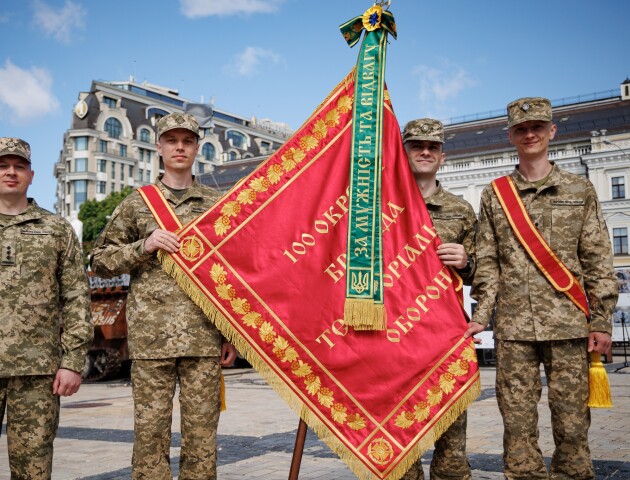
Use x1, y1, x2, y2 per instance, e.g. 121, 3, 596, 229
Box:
152, 68, 481, 479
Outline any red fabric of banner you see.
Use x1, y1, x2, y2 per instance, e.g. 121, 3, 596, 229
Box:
160, 72, 480, 480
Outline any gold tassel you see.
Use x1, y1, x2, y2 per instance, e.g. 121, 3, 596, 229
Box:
588, 352, 613, 408
344, 299, 386, 331
220, 372, 226, 411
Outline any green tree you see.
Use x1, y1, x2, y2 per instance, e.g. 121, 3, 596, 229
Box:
79, 187, 134, 259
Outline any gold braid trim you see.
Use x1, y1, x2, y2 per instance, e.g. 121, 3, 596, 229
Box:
158, 248, 481, 480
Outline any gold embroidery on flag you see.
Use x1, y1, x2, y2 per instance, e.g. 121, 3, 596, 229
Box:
394, 346, 479, 430
213, 94, 354, 237
179, 235, 204, 261
367, 437, 394, 465
209, 263, 367, 430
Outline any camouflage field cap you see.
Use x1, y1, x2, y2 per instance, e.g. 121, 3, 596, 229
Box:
0, 137, 31, 163
507, 97, 552, 128
156, 113, 201, 139
402, 118, 444, 144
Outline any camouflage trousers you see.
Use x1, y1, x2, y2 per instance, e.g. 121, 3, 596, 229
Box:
0, 375, 59, 480
496, 339, 593, 480
131, 357, 222, 480
400, 412, 472, 480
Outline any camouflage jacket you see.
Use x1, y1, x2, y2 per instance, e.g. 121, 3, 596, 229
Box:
91, 177, 223, 359
425, 182, 477, 285
0, 200, 92, 377
471, 164, 618, 340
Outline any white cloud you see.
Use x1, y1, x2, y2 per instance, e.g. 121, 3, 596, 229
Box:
224, 46, 284, 77
412, 61, 477, 118
0, 59, 60, 123
33, 0, 86, 44
180, 0, 285, 18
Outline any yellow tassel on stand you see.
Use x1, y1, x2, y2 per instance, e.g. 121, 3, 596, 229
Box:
588, 352, 613, 408
220, 372, 226, 411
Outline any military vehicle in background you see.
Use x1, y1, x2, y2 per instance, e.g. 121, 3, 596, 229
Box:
83, 272, 131, 381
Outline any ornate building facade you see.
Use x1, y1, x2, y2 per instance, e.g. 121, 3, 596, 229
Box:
54, 78, 291, 218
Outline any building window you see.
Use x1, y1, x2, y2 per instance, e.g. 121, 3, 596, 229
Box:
74, 180, 87, 211
120, 167, 125, 181
614, 228, 628, 255
103, 96, 117, 108
227, 130, 247, 149
119, 145, 127, 157
139, 148, 151, 163
97, 181, 106, 194
105, 118, 122, 139
99, 140, 108, 153
198, 162, 205, 174
111, 182, 116, 193
228, 151, 237, 161
261, 141, 271, 151
111, 163, 116, 179
129, 165, 133, 177
75, 158, 87, 172
74, 136, 88, 151
97, 159, 107, 172
202, 143, 215, 161
612, 176, 625, 199
140, 128, 151, 143
146, 170, 151, 182
138, 168, 144, 181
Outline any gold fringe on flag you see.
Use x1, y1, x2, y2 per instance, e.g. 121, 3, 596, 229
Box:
343, 298, 386, 331
588, 352, 613, 408
220, 373, 226, 411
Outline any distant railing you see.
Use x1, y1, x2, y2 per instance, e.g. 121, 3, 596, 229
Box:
439, 145, 592, 173
442, 89, 619, 126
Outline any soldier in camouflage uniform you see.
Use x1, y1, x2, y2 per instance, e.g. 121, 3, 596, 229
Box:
466, 98, 618, 479
401, 119, 476, 480
0, 137, 92, 479
91, 113, 237, 480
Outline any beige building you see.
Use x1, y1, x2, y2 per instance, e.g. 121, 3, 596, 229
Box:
54, 78, 291, 218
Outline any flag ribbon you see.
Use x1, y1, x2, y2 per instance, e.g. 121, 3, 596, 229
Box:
341, 5, 397, 331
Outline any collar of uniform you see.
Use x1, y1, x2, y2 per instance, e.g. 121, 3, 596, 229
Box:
423, 181, 445, 207
511, 162, 559, 191
0, 199, 43, 227
156, 175, 204, 204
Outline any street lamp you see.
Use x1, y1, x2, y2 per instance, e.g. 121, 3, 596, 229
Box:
603, 139, 630, 162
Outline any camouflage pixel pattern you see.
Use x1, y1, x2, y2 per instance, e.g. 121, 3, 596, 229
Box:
402, 182, 476, 480
131, 357, 221, 480
402, 118, 445, 144
1, 375, 59, 479
471, 164, 618, 340
156, 113, 201, 139
91, 177, 223, 360
0, 200, 92, 376
0, 137, 31, 163
506, 97, 552, 128
425, 182, 477, 284
496, 339, 593, 479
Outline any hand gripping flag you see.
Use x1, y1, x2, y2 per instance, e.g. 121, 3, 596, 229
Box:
154, 6, 480, 479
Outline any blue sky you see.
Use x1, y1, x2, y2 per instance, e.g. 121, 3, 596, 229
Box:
0, 0, 627, 211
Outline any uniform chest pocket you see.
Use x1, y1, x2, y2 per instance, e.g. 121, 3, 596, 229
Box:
19, 230, 57, 277
550, 201, 585, 252
431, 214, 466, 244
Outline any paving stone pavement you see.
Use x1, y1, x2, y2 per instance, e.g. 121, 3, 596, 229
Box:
1, 359, 629, 479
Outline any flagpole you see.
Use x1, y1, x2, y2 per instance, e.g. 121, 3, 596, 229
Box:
288, 418, 308, 480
